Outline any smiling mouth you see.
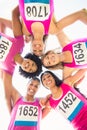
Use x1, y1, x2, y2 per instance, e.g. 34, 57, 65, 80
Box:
46, 80, 52, 85
29, 89, 34, 94
30, 89, 34, 92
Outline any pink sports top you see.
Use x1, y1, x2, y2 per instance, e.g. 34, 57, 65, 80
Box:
49, 83, 87, 122
19, 0, 54, 34
8, 97, 42, 130
63, 38, 87, 68
0, 33, 24, 75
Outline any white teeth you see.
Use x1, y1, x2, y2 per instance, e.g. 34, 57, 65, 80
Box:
30, 89, 33, 92
47, 80, 51, 85
29, 89, 34, 93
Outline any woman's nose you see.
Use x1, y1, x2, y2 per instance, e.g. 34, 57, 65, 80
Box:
35, 44, 41, 48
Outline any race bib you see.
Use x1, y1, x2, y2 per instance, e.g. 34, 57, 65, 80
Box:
73, 42, 87, 65
15, 105, 38, 126
56, 91, 84, 121
24, 0, 50, 21
0, 35, 12, 61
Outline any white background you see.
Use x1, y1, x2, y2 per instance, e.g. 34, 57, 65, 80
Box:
0, 0, 87, 130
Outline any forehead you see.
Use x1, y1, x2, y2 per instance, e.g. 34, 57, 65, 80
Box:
42, 73, 51, 78
29, 59, 35, 64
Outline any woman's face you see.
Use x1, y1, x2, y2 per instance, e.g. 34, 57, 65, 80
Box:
32, 40, 45, 56
42, 52, 59, 67
42, 73, 55, 89
27, 79, 40, 96
21, 59, 37, 73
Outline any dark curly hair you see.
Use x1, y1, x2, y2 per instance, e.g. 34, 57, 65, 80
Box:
19, 53, 43, 78
41, 71, 63, 88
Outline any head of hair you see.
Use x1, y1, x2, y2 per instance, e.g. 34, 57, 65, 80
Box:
31, 77, 40, 83
41, 71, 63, 88
31, 34, 48, 56
19, 53, 43, 78
27, 77, 40, 85
41, 51, 64, 70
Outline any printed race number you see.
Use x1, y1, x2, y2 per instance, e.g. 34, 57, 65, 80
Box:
73, 42, 87, 65
0, 35, 12, 61
19, 105, 38, 116
56, 91, 84, 121
58, 92, 76, 113
24, 2, 50, 21
15, 105, 38, 121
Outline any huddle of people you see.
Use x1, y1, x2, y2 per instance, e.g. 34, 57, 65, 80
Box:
0, 0, 87, 130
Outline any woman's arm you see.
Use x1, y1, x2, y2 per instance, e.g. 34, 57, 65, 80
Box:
3, 71, 20, 113
55, 9, 87, 47
64, 68, 87, 87
12, 5, 23, 37
42, 101, 51, 119
56, 9, 87, 32
11, 85, 21, 106
56, 30, 71, 48
40, 95, 52, 119
12, 6, 31, 43
0, 18, 12, 33
63, 67, 79, 79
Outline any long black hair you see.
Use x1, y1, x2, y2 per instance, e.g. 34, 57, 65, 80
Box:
41, 71, 63, 88
19, 53, 43, 78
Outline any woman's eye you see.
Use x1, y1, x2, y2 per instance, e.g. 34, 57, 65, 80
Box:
35, 85, 38, 88
30, 83, 34, 86
43, 78, 45, 81
32, 62, 35, 67
48, 62, 50, 65
30, 69, 33, 72
24, 66, 27, 69
46, 56, 49, 59
32, 63, 34, 66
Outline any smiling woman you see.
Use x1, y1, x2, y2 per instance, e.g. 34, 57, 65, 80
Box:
0, 0, 87, 130
41, 69, 87, 130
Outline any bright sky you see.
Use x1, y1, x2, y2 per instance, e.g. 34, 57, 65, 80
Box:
0, 0, 87, 130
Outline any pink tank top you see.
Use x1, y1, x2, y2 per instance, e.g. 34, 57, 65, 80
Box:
8, 97, 42, 130
19, 0, 54, 34
49, 83, 87, 122
63, 38, 87, 68
0, 33, 24, 75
